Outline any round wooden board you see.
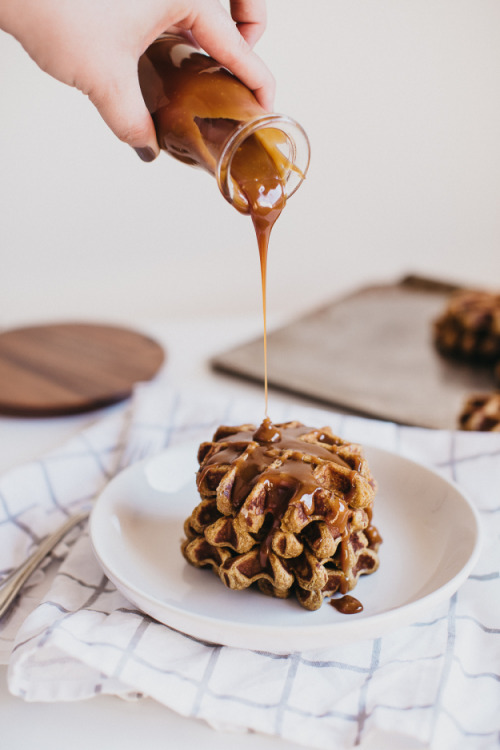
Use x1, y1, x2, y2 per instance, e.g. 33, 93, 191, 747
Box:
0, 323, 166, 417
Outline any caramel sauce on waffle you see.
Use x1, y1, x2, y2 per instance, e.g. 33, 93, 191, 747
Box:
364, 506, 383, 547
200, 419, 353, 568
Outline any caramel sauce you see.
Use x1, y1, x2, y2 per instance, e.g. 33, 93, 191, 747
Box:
253, 417, 281, 443
339, 538, 351, 595
365, 506, 383, 547
139, 37, 264, 173
229, 137, 287, 416
330, 595, 364, 615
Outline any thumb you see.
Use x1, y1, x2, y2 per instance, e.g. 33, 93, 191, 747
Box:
88, 63, 160, 162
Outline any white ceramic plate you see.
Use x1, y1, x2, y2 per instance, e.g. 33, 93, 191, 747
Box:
90, 441, 481, 653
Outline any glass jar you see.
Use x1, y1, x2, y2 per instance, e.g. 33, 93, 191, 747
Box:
138, 34, 310, 214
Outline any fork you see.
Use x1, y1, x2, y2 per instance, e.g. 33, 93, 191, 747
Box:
0, 439, 161, 618
0, 510, 89, 618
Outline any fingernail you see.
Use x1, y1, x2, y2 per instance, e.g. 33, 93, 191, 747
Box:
134, 146, 157, 162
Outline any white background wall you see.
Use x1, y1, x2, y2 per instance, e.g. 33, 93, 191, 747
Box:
1, 0, 499, 329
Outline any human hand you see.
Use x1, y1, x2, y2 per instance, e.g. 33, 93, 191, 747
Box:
1, 0, 274, 160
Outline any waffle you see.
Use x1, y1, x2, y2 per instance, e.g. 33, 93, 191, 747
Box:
458, 393, 500, 432
182, 420, 382, 611
433, 289, 500, 362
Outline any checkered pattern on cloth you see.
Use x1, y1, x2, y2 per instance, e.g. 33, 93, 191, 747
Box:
1, 385, 499, 750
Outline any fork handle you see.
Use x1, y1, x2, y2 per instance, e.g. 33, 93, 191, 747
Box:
0, 510, 89, 619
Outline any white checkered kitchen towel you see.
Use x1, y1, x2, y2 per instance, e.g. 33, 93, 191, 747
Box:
1, 384, 499, 750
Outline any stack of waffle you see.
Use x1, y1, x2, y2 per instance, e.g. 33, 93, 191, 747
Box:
182, 420, 381, 611
433, 289, 500, 431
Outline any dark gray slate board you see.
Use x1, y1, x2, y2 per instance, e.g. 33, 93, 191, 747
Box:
212, 276, 497, 429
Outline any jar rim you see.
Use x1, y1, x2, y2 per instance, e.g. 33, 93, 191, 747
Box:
215, 114, 311, 214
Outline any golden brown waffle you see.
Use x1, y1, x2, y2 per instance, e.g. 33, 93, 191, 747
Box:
458, 393, 500, 432
182, 420, 382, 611
433, 289, 500, 362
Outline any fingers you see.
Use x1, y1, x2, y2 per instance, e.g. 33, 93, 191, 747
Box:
189, 0, 275, 111
229, 0, 267, 47
87, 59, 160, 159
81, 0, 273, 156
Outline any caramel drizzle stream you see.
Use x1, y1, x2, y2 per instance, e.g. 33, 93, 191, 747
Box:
229, 134, 287, 417
250, 195, 284, 417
